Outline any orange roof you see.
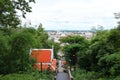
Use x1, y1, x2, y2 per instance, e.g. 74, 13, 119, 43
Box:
31, 49, 57, 71
31, 49, 53, 63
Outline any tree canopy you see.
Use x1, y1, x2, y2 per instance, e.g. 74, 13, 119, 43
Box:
61, 35, 89, 69
0, 0, 35, 27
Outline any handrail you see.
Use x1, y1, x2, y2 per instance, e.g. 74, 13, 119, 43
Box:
67, 69, 73, 80
54, 68, 73, 80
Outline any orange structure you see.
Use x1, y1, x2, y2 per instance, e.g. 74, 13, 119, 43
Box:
30, 49, 57, 71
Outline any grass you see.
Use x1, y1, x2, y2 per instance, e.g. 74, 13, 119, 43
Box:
0, 71, 54, 80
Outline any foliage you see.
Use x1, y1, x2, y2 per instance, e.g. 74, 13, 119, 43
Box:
0, 35, 9, 74
61, 35, 89, 68
53, 42, 61, 59
72, 68, 120, 80
7, 32, 35, 73
0, 0, 35, 27
107, 29, 120, 51
0, 71, 54, 80
64, 26, 120, 78
83, 26, 120, 76
34, 24, 60, 58
0, 0, 58, 77
60, 35, 88, 44
36, 24, 49, 48
63, 44, 80, 66
0, 73, 35, 80
72, 68, 102, 80
98, 52, 120, 76
0, 25, 59, 74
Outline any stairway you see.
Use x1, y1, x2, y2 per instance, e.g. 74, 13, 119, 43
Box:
56, 72, 70, 80
54, 60, 73, 80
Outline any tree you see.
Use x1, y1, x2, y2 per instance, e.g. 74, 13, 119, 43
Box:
60, 35, 88, 45
61, 35, 89, 70
8, 32, 35, 73
98, 52, 120, 76
63, 44, 80, 66
0, 0, 35, 27
36, 24, 49, 48
21, 24, 49, 48
86, 30, 113, 71
53, 43, 61, 59
85, 26, 120, 76
0, 35, 9, 74
0, 24, 61, 74
107, 29, 120, 50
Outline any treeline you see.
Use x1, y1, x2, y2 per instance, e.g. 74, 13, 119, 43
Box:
0, 0, 61, 77
0, 25, 60, 74
60, 25, 120, 78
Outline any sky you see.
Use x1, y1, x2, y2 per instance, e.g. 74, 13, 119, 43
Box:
21, 0, 120, 30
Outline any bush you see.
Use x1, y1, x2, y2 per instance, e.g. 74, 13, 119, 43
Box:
0, 35, 9, 74
0, 73, 35, 80
98, 52, 120, 76
72, 69, 101, 80
0, 71, 54, 80
8, 32, 35, 73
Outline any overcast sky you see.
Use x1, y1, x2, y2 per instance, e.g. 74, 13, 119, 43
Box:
21, 0, 120, 30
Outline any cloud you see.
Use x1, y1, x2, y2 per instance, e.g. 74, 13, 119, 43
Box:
22, 0, 120, 30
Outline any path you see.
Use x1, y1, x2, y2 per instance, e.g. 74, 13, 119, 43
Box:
55, 60, 71, 80
56, 72, 70, 80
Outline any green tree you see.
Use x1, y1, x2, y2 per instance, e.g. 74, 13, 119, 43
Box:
0, 25, 60, 74
63, 44, 80, 66
21, 27, 40, 48
86, 30, 113, 71
0, 35, 9, 74
53, 43, 61, 59
107, 29, 120, 51
98, 52, 120, 76
61, 35, 89, 70
36, 24, 49, 48
0, 0, 35, 27
8, 32, 35, 73
85, 27, 120, 76
60, 35, 87, 44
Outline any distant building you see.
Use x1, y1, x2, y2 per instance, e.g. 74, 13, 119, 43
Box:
47, 30, 94, 43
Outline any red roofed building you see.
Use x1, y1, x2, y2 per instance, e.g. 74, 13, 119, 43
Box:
30, 49, 56, 71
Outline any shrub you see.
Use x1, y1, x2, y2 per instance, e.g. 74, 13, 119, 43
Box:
98, 52, 120, 76
8, 32, 35, 73
72, 69, 100, 80
0, 35, 9, 74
